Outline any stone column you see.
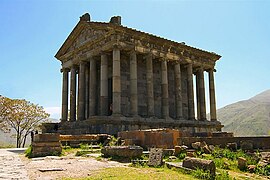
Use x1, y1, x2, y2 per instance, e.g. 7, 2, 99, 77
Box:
130, 51, 138, 116
100, 53, 108, 115
89, 57, 97, 116
70, 65, 77, 121
198, 68, 206, 120
61, 68, 69, 122
85, 64, 89, 118
161, 60, 169, 118
209, 69, 217, 121
146, 54, 154, 116
187, 63, 195, 120
174, 63, 182, 119
78, 61, 86, 121
196, 71, 201, 120
112, 48, 121, 115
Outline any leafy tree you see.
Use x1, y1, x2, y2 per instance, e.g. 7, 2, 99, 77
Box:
0, 96, 50, 148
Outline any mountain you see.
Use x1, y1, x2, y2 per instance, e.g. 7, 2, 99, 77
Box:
218, 90, 270, 136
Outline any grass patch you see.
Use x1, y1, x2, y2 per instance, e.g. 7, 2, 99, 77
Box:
62, 167, 197, 180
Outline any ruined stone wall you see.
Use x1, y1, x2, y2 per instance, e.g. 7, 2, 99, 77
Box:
179, 136, 270, 150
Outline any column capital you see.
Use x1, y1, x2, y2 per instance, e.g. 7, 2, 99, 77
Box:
145, 52, 153, 59
127, 49, 136, 55
100, 51, 110, 56
71, 64, 79, 69
113, 44, 122, 50
207, 68, 216, 73
60, 68, 70, 73
80, 60, 88, 65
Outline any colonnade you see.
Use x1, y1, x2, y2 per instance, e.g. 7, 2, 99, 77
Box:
60, 49, 217, 122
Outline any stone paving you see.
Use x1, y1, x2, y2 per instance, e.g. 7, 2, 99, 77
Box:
0, 148, 29, 180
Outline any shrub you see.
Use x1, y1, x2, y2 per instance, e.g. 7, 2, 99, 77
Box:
191, 168, 212, 180
25, 145, 33, 158
216, 169, 234, 180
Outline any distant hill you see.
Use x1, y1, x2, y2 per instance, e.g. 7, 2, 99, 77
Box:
218, 90, 270, 136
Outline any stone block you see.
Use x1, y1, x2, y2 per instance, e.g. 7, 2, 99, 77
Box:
148, 148, 163, 166
227, 142, 237, 151
124, 139, 140, 146
32, 146, 62, 157
202, 145, 212, 154
191, 142, 201, 150
101, 146, 143, 158
240, 140, 253, 151
163, 149, 174, 156
183, 157, 215, 176
238, 157, 247, 170
34, 133, 60, 142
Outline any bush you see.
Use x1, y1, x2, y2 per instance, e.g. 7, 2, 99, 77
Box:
216, 169, 234, 180
191, 168, 212, 180
255, 164, 270, 176
25, 145, 33, 158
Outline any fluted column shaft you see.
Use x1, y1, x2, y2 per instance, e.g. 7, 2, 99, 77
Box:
196, 72, 201, 120
130, 51, 138, 116
174, 63, 182, 119
187, 64, 195, 120
112, 48, 121, 115
78, 61, 86, 120
61, 68, 69, 122
209, 69, 217, 121
161, 60, 169, 118
198, 68, 206, 120
85, 65, 89, 118
89, 57, 97, 116
70, 66, 77, 121
100, 54, 108, 115
146, 54, 154, 116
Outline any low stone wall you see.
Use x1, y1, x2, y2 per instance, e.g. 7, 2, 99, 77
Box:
118, 128, 182, 149
32, 133, 62, 157
42, 116, 222, 136
60, 134, 110, 147
101, 146, 143, 158
178, 136, 270, 150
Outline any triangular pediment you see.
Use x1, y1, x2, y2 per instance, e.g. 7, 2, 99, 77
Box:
55, 21, 111, 60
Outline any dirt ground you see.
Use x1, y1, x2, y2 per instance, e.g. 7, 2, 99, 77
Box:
19, 153, 269, 180
20, 154, 129, 180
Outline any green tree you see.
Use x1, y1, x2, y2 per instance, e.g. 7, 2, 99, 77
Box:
0, 96, 50, 148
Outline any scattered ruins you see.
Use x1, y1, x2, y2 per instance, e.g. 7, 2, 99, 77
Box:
44, 13, 223, 135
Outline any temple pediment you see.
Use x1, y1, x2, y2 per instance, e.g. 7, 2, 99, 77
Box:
55, 21, 112, 61
55, 14, 221, 65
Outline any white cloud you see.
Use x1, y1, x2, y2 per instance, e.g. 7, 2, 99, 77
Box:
45, 107, 61, 119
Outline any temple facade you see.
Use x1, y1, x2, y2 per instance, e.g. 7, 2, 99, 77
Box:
52, 13, 223, 135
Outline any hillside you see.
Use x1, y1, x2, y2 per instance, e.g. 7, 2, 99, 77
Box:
218, 90, 270, 136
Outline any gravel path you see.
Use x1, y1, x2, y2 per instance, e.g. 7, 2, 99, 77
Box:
21, 154, 128, 179
0, 148, 29, 180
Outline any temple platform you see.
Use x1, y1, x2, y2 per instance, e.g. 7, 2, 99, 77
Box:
42, 116, 223, 136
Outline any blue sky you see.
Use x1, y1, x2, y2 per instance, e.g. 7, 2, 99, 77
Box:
0, 0, 270, 119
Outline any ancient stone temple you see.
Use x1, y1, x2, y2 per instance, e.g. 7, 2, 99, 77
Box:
52, 13, 223, 135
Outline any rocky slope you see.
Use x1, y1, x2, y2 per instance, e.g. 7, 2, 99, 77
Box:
218, 90, 270, 136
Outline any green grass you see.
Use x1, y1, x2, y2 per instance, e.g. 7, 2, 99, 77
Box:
62, 167, 197, 180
